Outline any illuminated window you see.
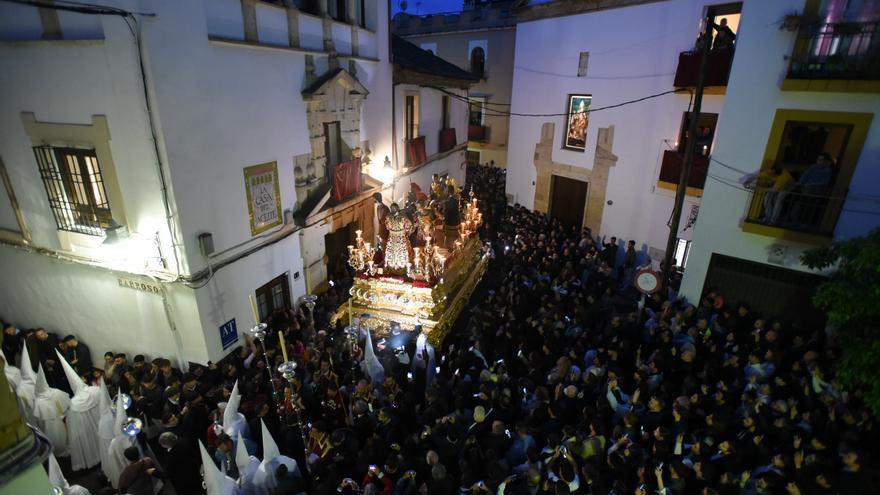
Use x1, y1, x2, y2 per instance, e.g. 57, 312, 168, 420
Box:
33, 146, 112, 236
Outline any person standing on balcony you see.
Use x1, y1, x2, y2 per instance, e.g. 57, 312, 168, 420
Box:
711, 18, 736, 50
761, 165, 795, 225
792, 153, 835, 226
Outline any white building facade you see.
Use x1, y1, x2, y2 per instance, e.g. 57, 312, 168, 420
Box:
679, 0, 880, 321
390, 35, 477, 202
505, 0, 740, 260
0, 0, 393, 365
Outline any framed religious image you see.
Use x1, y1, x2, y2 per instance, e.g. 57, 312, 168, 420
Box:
244, 161, 282, 236
563, 94, 591, 152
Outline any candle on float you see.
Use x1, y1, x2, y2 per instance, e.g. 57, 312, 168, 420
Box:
278, 330, 290, 362
248, 294, 259, 325
355, 229, 363, 240
348, 298, 353, 325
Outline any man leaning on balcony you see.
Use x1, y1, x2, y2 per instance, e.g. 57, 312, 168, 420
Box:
761, 165, 795, 225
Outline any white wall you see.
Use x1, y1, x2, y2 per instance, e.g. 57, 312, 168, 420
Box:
393, 84, 469, 173
679, 0, 880, 302
0, 0, 394, 363
0, 244, 205, 366
506, 0, 725, 251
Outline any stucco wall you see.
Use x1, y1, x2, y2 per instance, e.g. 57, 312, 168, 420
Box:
505, 0, 723, 252
679, 0, 880, 302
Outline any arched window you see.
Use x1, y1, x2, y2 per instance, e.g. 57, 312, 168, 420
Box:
470, 46, 485, 78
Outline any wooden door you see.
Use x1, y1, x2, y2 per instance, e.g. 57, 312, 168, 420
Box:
550, 175, 588, 230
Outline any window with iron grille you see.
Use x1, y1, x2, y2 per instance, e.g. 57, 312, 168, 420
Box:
33, 145, 112, 236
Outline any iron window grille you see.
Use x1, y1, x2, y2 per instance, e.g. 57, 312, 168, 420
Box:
33, 145, 112, 236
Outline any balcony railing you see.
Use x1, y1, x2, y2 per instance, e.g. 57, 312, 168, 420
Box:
673, 48, 734, 88
439, 128, 457, 153
744, 186, 843, 237
787, 21, 880, 81
658, 150, 710, 190
468, 124, 488, 142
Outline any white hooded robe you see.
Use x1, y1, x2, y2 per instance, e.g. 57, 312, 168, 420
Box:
56, 349, 103, 471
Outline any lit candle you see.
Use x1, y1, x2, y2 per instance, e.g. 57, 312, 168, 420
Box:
355, 229, 362, 240
278, 330, 289, 362
348, 298, 352, 325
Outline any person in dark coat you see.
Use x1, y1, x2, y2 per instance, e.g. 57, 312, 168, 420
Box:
118, 446, 163, 495
62, 335, 92, 378
157, 432, 202, 495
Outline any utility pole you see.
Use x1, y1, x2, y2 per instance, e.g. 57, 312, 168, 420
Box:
662, 22, 711, 290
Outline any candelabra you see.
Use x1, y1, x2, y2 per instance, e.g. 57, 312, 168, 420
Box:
246, 322, 278, 398
407, 236, 446, 283
347, 230, 376, 273
458, 196, 483, 247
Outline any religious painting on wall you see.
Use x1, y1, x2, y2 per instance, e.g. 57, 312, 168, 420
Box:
244, 161, 282, 236
563, 94, 592, 152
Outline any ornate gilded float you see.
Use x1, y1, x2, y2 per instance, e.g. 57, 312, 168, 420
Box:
331, 190, 488, 346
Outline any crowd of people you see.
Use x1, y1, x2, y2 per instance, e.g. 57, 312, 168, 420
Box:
2, 163, 878, 495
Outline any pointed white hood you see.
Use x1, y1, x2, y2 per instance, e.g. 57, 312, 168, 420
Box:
260, 418, 280, 462
361, 327, 385, 385
199, 440, 239, 495
1, 354, 21, 391
223, 381, 246, 437
20, 343, 36, 385
35, 364, 51, 396
55, 349, 86, 396
235, 432, 253, 474
253, 418, 299, 488
98, 377, 111, 416
48, 453, 69, 488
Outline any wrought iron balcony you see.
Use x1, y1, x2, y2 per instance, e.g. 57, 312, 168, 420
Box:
787, 21, 880, 81
673, 48, 734, 88
658, 150, 710, 190
468, 124, 488, 142
743, 186, 844, 237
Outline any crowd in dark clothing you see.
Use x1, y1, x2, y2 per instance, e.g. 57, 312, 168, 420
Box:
4, 164, 879, 495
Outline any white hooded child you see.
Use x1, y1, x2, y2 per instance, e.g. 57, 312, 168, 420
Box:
105, 391, 130, 488
56, 349, 103, 471
48, 452, 92, 495
200, 439, 241, 495
32, 364, 71, 456
252, 418, 301, 495
235, 432, 261, 495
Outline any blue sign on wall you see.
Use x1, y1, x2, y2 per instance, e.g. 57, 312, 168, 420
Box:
220, 319, 239, 350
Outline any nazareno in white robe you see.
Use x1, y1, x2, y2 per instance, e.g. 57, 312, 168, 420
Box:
97, 378, 117, 480
48, 452, 93, 495
33, 364, 71, 457
57, 349, 102, 471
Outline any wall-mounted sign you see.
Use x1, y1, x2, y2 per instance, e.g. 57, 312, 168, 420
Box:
117, 277, 161, 295
244, 161, 282, 236
563, 94, 591, 152
219, 318, 238, 350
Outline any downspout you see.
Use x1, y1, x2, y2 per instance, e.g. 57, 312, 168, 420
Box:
150, 275, 188, 370
389, 0, 398, 174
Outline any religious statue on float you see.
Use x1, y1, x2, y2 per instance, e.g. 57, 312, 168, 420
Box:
383, 203, 414, 273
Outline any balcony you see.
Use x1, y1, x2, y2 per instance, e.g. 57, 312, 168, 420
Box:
407, 136, 427, 167
783, 21, 880, 92
468, 124, 488, 142
657, 150, 710, 192
439, 128, 457, 153
742, 187, 843, 242
673, 48, 734, 90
